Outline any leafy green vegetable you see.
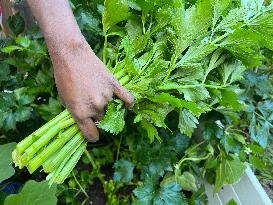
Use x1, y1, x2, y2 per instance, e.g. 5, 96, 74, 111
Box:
179, 109, 199, 137
98, 100, 125, 134
4, 180, 57, 205
102, 0, 131, 33
214, 157, 246, 192
176, 172, 198, 192
0, 143, 16, 181
113, 159, 135, 183
7, 13, 25, 36
133, 178, 187, 205
1, 0, 273, 204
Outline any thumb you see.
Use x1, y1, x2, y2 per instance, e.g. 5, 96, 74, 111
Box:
76, 118, 99, 142
113, 81, 134, 108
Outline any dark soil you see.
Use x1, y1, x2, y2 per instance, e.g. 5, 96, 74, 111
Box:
85, 178, 107, 205
75, 162, 113, 205
101, 164, 114, 181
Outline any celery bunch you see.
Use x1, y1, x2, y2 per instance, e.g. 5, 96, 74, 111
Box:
12, 110, 87, 185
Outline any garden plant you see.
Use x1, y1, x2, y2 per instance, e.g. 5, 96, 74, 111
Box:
0, 0, 273, 204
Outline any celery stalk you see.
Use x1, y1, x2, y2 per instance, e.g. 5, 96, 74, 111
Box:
16, 110, 70, 155
119, 75, 131, 86
42, 150, 60, 173
47, 141, 82, 186
12, 149, 23, 168
21, 118, 76, 165
43, 132, 85, 173
55, 142, 87, 184
114, 69, 126, 80
27, 125, 79, 173
21, 125, 60, 165
59, 118, 75, 129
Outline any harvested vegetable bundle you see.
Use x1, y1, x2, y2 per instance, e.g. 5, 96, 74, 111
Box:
12, 0, 273, 185
12, 110, 86, 184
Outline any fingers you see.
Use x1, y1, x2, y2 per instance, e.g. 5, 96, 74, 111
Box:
113, 81, 134, 108
94, 110, 105, 122
75, 118, 99, 142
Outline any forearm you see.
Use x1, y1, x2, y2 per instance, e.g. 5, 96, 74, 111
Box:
26, 0, 87, 55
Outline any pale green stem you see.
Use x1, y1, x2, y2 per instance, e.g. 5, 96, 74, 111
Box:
27, 125, 79, 173
72, 171, 89, 198
16, 110, 70, 154
43, 132, 85, 172
55, 142, 87, 184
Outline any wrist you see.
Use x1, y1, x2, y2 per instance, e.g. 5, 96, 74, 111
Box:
48, 36, 96, 73
47, 34, 89, 55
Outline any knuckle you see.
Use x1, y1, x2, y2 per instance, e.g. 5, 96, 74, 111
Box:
128, 92, 134, 102
70, 105, 88, 122
102, 91, 113, 101
111, 78, 120, 89
92, 97, 106, 110
127, 94, 135, 107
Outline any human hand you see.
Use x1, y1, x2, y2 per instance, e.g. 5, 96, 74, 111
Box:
52, 39, 134, 142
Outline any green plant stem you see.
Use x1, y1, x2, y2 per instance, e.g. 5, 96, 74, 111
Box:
116, 135, 123, 161
59, 118, 75, 129
72, 171, 89, 198
119, 75, 131, 86
178, 153, 211, 168
159, 83, 227, 90
27, 125, 80, 173
21, 125, 61, 165
81, 199, 88, 205
210, 32, 230, 45
103, 34, 108, 64
16, 110, 70, 154
12, 150, 22, 168
42, 150, 61, 173
84, 150, 105, 185
43, 132, 85, 172
114, 69, 126, 81
55, 142, 87, 184
84, 149, 97, 169
163, 55, 178, 82
21, 118, 76, 165
48, 152, 73, 186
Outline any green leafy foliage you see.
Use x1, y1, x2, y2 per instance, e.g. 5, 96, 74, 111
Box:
176, 172, 198, 192
1, 0, 273, 204
179, 109, 199, 137
98, 100, 125, 134
226, 199, 238, 205
98, 0, 273, 139
113, 159, 135, 183
102, 0, 131, 33
134, 134, 183, 180
74, 6, 103, 36
133, 178, 187, 205
214, 157, 246, 192
4, 180, 57, 205
7, 13, 25, 36
188, 185, 208, 205
35, 98, 63, 121
0, 143, 16, 181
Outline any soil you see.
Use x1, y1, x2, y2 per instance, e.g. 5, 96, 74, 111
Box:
85, 178, 107, 205
75, 162, 111, 205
